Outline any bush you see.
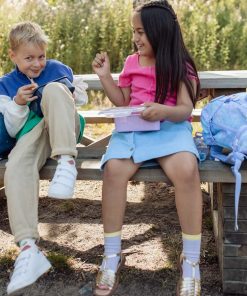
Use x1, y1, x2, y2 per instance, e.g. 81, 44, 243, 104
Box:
0, 0, 246, 74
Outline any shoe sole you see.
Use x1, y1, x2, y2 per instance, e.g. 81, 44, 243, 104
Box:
48, 192, 74, 199
7, 260, 51, 295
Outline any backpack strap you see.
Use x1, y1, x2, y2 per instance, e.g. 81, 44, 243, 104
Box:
229, 153, 246, 231
229, 125, 247, 230
211, 125, 247, 231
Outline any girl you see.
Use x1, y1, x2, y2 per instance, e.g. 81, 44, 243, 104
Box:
92, 1, 202, 295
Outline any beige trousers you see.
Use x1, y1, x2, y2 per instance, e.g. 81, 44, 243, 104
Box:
4, 82, 81, 243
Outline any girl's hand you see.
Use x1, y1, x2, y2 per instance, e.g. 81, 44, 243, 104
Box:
141, 102, 166, 121
92, 52, 111, 78
15, 83, 38, 106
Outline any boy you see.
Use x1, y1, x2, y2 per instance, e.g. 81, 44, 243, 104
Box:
0, 21, 87, 295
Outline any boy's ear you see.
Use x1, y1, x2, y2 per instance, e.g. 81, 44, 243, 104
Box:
8, 49, 16, 63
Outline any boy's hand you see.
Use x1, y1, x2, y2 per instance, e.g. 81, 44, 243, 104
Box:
92, 52, 111, 78
141, 102, 166, 121
15, 83, 38, 105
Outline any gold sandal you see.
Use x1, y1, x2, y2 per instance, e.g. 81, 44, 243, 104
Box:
176, 253, 201, 296
93, 253, 125, 296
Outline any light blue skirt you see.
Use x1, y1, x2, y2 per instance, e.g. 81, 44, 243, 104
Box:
101, 120, 199, 169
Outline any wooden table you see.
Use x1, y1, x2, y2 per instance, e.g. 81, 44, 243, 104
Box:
1, 70, 247, 295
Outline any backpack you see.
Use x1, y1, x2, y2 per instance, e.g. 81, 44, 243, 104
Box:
201, 92, 247, 231
0, 113, 16, 159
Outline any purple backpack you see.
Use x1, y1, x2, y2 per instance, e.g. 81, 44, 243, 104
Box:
201, 92, 247, 231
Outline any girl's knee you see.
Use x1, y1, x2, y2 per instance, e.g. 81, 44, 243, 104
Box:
174, 158, 200, 184
103, 159, 130, 183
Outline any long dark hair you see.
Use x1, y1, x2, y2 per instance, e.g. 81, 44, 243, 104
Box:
135, 0, 200, 106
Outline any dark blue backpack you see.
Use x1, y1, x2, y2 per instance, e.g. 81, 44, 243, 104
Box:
0, 113, 16, 158
201, 92, 247, 230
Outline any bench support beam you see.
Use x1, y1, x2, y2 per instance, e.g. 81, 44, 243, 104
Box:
212, 183, 247, 295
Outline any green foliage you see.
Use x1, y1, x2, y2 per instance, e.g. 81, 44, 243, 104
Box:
175, 0, 247, 70
0, 248, 18, 269
47, 251, 72, 271
0, 0, 246, 74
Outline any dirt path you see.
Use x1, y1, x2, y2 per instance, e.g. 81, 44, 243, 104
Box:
0, 180, 222, 295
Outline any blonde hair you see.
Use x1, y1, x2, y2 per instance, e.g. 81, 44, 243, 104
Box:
9, 21, 49, 51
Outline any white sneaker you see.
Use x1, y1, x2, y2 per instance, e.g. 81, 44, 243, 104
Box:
7, 245, 51, 295
47, 158, 77, 199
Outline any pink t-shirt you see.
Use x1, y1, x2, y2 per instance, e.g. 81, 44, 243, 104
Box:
118, 53, 197, 108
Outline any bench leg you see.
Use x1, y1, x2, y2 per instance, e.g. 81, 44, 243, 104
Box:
212, 183, 247, 295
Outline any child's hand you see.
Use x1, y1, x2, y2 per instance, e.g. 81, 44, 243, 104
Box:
15, 83, 38, 105
92, 52, 111, 78
141, 102, 166, 121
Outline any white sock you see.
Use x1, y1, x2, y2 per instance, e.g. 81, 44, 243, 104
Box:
182, 233, 201, 280
59, 155, 75, 164
19, 238, 36, 251
101, 231, 121, 273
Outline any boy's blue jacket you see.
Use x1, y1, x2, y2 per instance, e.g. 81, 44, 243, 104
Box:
0, 59, 73, 98
0, 59, 85, 141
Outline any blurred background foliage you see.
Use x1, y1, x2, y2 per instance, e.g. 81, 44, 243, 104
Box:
0, 0, 247, 76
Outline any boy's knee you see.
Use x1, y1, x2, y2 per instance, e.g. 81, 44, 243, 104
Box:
43, 82, 63, 97
42, 82, 73, 107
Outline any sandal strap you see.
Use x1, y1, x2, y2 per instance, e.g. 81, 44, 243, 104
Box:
96, 269, 115, 289
101, 253, 121, 271
102, 253, 121, 259
96, 253, 125, 290
181, 253, 200, 279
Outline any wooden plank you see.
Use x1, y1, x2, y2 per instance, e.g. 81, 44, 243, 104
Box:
214, 88, 246, 97
79, 71, 247, 90
223, 194, 247, 206
216, 183, 224, 278
222, 183, 247, 194
80, 135, 95, 146
224, 233, 247, 245
212, 210, 219, 241
223, 281, 247, 295
78, 147, 106, 158
223, 269, 247, 282
1, 158, 247, 183
0, 180, 5, 198
224, 207, 247, 220
224, 220, 247, 232
78, 109, 202, 124
86, 134, 111, 148
224, 257, 247, 269
224, 244, 247, 257
79, 110, 114, 124
198, 161, 247, 183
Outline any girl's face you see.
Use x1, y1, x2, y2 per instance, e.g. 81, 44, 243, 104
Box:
132, 12, 154, 58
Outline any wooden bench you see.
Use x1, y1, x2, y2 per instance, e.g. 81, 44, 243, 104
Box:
1, 70, 247, 294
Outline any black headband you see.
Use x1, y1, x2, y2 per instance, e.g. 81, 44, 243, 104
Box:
141, 1, 177, 21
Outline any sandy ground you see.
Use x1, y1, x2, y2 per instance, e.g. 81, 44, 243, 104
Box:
0, 180, 222, 296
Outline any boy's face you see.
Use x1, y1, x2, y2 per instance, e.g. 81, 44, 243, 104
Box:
9, 43, 46, 79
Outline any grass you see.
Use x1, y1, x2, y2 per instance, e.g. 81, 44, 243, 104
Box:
47, 252, 73, 271
0, 248, 18, 269
58, 200, 76, 213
